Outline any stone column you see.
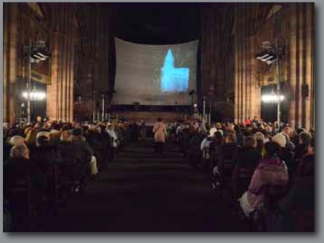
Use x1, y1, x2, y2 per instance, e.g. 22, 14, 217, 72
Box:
298, 3, 305, 129
305, 3, 314, 130
249, 36, 261, 119
47, 31, 59, 121
288, 3, 298, 130
68, 23, 75, 122
8, 3, 18, 125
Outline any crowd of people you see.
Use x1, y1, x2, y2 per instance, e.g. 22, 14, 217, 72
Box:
3, 115, 315, 232
167, 117, 315, 232
3, 119, 133, 231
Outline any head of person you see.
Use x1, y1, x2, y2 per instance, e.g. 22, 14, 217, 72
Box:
307, 137, 315, 155
37, 135, 50, 147
244, 136, 256, 148
10, 144, 30, 159
72, 127, 82, 136
254, 132, 265, 143
225, 132, 237, 144
213, 131, 224, 144
299, 131, 312, 146
282, 126, 293, 138
157, 117, 162, 122
264, 141, 280, 159
106, 123, 114, 130
271, 133, 286, 148
8, 135, 25, 146
60, 130, 72, 142
36, 131, 50, 147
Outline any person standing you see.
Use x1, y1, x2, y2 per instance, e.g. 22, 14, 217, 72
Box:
140, 119, 146, 141
152, 117, 167, 155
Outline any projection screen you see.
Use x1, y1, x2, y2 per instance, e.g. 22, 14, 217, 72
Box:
113, 38, 198, 106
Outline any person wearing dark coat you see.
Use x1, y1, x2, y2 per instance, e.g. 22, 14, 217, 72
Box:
63, 128, 94, 164
4, 144, 46, 196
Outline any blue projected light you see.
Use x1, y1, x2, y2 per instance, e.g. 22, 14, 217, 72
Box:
161, 49, 189, 92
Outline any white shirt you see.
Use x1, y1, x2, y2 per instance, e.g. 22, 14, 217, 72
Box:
106, 129, 118, 148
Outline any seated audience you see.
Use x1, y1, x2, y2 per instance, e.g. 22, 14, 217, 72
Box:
238, 141, 289, 218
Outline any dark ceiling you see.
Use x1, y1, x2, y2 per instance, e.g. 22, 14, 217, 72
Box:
115, 3, 201, 44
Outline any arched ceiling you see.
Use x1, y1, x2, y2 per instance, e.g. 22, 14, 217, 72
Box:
115, 2, 201, 44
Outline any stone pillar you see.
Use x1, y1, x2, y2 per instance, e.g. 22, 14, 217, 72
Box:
305, 3, 314, 130
47, 31, 59, 121
68, 24, 75, 122
249, 36, 261, 119
62, 8, 68, 122
234, 5, 246, 124
234, 9, 240, 124
288, 3, 298, 130
8, 3, 18, 125
298, 3, 305, 129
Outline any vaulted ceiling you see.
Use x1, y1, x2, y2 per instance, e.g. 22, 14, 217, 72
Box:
115, 2, 201, 44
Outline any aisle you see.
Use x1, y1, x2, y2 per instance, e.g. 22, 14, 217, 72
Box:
37, 139, 251, 232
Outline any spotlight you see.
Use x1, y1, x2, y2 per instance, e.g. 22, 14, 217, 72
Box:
255, 51, 270, 60
255, 51, 277, 65
22, 91, 46, 100
261, 94, 285, 103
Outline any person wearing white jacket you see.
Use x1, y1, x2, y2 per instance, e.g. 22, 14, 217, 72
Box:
106, 123, 118, 160
106, 123, 118, 148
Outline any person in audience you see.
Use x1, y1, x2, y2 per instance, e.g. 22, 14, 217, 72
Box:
62, 127, 94, 164
272, 133, 295, 175
200, 134, 214, 172
4, 144, 46, 192
140, 119, 146, 141
49, 124, 62, 146
245, 117, 251, 126
254, 132, 266, 156
233, 136, 261, 169
106, 123, 118, 159
282, 126, 296, 151
8, 135, 25, 148
294, 131, 312, 161
266, 138, 314, 232
210, 131, 226, 176
209, 123, 217, 137
66, 127, 97, 189
238, 141, 289, 218
25, 127, 38, 148
8, 123, 23, 137
232, 136, 262, 199
30, 135, 62, 168
35, 131, 50, 147
152, 117, 167, 155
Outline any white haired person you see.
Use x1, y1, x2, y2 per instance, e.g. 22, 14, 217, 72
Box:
4, 144, 46, 191
272, 133, 295, 175
106, 123, 118, 160
8, 135, 25, 146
